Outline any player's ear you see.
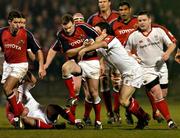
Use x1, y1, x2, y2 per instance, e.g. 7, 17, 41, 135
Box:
8, 20, 12, 25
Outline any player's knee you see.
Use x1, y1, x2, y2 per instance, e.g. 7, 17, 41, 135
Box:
62, 64, 70, 76
119, 98, 129, 107
85, 95, 93, 103
3, 84, 12, 94
93, 96, 101, 104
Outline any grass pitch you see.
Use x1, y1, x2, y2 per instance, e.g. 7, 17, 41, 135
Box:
0, 99, 179, 138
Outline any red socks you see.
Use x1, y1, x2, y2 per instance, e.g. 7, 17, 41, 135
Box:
64, 77, 75, 98
147, 92, 158, 113
65, 109, 76, 124
128, 98, 146, 120
155, 99, 170, 121
93, 103, 101, 122
7, 92, 19, 116
36, 120, 53, 129
84, 100, 93, 118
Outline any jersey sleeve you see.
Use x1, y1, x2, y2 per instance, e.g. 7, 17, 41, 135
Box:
27, 30, 41, 54
159, 28, 177, 46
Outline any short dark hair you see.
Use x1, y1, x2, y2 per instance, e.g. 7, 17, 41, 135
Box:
8, 10, 21, 21
137, 10, 151, 18
20, 12, 25, 19
61, 14, 74, 25
95, 22, 113, 35
118, 1, 131, 8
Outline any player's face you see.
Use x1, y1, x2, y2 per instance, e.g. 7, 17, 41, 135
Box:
9, 18, 21, 33
73, 16, 84, 23
62, 21, 75, 36
118, 5, 131, 20
19, 18, 26, 28
98, 0, 111, 12
137, 15, 151, 31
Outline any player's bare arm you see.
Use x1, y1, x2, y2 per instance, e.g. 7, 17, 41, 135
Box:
78, 41, 107, 61
44, 48, 57, 70
162, 43, 176, 61
27, 49, 36, 61
36, 50, 46, 79
66, 45, 85, 58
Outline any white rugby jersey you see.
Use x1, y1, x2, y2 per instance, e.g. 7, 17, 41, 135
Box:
97, 35, 140, 74
125, 24, 176, 67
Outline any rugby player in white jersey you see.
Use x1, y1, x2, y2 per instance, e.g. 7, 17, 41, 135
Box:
6, 72, 84, 129
78, 22, 150, 129
125, 11, 177, 129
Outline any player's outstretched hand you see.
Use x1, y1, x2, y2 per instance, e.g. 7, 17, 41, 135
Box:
38, 68, 46, 79
78, 49, 86, 61
175, 51, 180, 64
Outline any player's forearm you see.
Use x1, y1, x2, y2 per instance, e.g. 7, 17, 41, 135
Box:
36, 50, 44, 70
84, 41, 107, 53
66, 46, 85, 58
165, 43, 176, 56
27, 50, 36, 61
44, 48, 57, 69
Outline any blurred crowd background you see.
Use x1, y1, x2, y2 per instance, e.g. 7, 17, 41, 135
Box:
0, 0, 179, 102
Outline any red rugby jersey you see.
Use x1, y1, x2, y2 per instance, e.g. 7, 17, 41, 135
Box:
52, 23, 99, 61
111, 17, 138, 45
0, 27, 41, 63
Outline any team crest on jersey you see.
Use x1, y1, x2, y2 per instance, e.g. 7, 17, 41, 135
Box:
139, 40, 143, 43
17, 40, 25, 47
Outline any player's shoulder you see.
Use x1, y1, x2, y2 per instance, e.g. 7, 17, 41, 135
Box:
56, 27, 64, 37
111, 17, 122, 27
152, 23, 168, 31
23, 28, 35, 38
87, 12, 100, 24
0, 27, 9, 34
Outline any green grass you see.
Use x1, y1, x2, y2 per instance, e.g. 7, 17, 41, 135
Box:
0, 99, 179, 138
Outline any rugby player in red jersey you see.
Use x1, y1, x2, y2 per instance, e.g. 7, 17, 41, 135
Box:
44, 14, 102, 129
0, 10, 46, 128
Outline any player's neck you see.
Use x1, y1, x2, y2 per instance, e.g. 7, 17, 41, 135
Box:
9, 28, 19, 36
142, 27, 151, 35
101, 9, 111, 19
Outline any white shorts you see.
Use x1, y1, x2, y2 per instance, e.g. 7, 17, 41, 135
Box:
78, 60, 100, 79
143, 67, 159, 85
159, 64, 168, 84
122, 67, 143, 88
1, 61, 28, 84
142, 63, 168, 85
